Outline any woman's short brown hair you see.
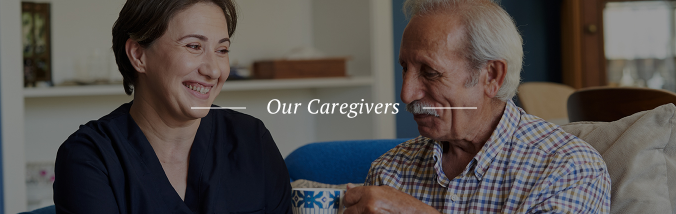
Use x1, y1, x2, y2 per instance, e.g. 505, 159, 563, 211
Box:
112, 0, 237, 95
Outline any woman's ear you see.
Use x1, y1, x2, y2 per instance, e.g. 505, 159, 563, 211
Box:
125, 38, 147, 73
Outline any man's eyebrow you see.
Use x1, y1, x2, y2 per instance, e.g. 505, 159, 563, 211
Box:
219, 38, 230, 44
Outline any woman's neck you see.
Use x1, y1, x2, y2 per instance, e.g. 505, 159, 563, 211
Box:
129, 95, 199, 163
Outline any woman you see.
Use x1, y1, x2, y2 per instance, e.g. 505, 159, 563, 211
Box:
53, 0, 292, 213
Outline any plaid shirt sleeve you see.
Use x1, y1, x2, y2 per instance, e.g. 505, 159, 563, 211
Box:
524, 159, 611, 213
364, 162, 380, 186
364, 145, 403, 187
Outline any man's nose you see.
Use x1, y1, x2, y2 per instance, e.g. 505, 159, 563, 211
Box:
401, 71, 424, 104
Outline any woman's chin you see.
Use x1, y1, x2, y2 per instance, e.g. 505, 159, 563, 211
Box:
188, 109, 210, 119
180, 99, 213, 119
177, 104, 208, 119
176, 88, 218, 119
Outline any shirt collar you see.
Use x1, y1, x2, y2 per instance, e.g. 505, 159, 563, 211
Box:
472, 99, 521, 180
431, 140, 449, 187
430, 100, 522, 184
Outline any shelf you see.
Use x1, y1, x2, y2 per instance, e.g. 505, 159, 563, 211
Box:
23, 76, 373, 98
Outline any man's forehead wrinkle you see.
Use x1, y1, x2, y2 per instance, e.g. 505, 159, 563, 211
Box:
406, 37, 443, 53
403, 39, 457, 70
402, 37, 439, 61
404, 24, 450, 49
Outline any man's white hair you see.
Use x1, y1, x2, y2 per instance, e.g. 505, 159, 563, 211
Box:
403, 0, 523, 102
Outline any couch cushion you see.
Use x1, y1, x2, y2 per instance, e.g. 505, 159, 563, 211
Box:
560, 103, 676, 214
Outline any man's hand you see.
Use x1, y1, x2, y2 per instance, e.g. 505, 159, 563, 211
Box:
343, 183, 441, 214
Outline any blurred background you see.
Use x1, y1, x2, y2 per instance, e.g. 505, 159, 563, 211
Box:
0, 0, 670, 213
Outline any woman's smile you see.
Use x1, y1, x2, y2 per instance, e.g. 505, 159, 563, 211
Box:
182, 81, 214, 99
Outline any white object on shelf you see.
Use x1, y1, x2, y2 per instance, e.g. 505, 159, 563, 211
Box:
23, 76, 373, 98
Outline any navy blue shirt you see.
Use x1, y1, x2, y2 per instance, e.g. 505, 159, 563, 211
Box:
54, 102, 292, 214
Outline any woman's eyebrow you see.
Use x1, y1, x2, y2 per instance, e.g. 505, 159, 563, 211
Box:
179, 34, 208, 41
178, 34, 229, 44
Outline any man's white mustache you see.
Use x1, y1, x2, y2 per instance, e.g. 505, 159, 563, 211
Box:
406, 101, 440, 117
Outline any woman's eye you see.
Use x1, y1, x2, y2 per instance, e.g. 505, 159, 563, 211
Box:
186, 44, 201, 50
217, 49, 229, 54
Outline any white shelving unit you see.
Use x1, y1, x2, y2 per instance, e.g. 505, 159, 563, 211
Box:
1, 0, 394, 213
24, 77, 373, 98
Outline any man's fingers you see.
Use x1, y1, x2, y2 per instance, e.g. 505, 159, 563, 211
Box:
343, 186, 365, 207
347, 183, 357, 190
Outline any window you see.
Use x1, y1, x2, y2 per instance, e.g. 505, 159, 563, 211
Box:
604, 1, 676, 91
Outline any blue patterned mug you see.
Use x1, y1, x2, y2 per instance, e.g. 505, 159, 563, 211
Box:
291, 188, 345, 214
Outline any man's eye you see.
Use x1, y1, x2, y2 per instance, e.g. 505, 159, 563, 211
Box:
402, 66, 408, 73
186, 44, 201, 50
424, 71, 441, 78
217, 49, 230, 54
421, 66, 441, 79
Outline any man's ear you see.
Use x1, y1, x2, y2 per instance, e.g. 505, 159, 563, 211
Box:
483, 59, 507, 98
125, 38, 147, 73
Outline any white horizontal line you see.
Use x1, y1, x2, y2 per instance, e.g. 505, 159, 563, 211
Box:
423, 107, 477, 110
191, 107, 247, 110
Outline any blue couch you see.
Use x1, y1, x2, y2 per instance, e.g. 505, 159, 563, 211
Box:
284, 139, 410, 184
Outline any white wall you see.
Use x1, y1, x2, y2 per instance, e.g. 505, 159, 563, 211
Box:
368, 0, 396, 138
1, 0, 28, 212
40, 0, 126, 84
232, 0, 314, 67
312, 0, 372, 76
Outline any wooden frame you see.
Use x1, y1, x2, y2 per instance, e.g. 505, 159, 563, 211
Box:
561, 0, 607, 89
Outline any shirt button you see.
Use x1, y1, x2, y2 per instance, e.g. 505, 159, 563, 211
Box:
451, 194, 459, 201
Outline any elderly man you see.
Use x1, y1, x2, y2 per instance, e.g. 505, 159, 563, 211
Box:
344, 0, 610, 213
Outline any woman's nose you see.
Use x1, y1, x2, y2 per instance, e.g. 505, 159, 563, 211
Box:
199, 51, 222, 79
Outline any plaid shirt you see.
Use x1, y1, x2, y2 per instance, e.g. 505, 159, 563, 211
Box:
365, 101, 611, 213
